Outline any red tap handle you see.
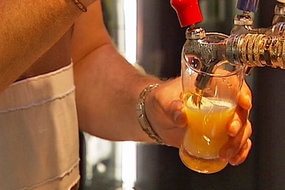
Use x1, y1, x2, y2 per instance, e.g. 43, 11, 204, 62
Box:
171, 0, 203, 27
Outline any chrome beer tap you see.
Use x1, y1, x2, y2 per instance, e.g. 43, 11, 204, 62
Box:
171, 0, 225, 105
171, 0, 285, 97
171, 0, 236, 98
231, 0, 264, 35
227, 0, 285, 69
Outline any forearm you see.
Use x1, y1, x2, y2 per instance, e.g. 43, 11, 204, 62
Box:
74, 44, 161, 142
0, 0, 89, 91
71, 2, 180, 144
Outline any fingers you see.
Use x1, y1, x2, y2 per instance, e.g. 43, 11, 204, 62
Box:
223, 81, 253, 163
228, 139, 252, 165
237, 82, 252, 110
220, 83, 252, 165
227, 106, 248, 137
220, 119, 252, 163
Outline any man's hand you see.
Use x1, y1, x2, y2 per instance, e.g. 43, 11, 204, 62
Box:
145, 78, 252, 166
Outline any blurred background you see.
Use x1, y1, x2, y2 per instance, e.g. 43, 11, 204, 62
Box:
80, 0, 285, 189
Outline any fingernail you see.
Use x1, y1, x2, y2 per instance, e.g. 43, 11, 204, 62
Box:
174, 111, 187, 124
229, 120, 241, 136
174, 111, 182, 123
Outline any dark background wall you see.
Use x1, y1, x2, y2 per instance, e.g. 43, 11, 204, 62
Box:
252, 0, 285, 189
137, 0, 285, 190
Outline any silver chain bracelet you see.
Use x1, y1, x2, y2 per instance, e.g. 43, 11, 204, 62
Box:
136, 84, 164, 145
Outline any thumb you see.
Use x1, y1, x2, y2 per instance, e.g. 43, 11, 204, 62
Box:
169, 100, 187, 127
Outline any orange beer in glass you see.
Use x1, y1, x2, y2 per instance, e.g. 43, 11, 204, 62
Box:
180, 54, 244, 174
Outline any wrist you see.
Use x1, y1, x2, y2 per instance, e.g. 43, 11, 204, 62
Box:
136, 84, 164, 144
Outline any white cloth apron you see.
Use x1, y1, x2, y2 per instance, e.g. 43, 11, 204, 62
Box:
0, 64, 80, 190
